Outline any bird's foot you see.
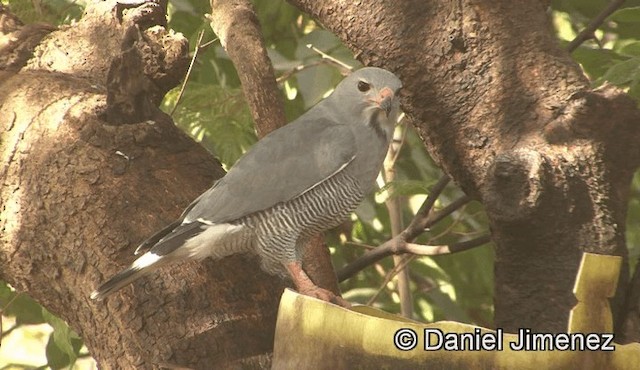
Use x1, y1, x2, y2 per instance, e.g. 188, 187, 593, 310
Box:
297, 284, 351, 308
286, 261, 351, 308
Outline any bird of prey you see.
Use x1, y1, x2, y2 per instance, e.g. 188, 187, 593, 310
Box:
91, 67, 402, 305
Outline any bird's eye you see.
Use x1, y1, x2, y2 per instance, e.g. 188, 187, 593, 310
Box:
357, 81, 371, 92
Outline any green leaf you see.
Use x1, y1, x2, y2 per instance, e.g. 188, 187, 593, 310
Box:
43, 309, 78, 369
610, 6, 640, 23
163, 83, 258, 167
0, 280, 14, 303
5, 0, 83, 25
617, 41, 640, 57
0, 282, 48, 332
599, 57, 640, 85
629, 78, 640, 102
552, 0, 614, 19
572, 46, 624, 80
46, 333, 71, 370
354, 198, 378, 225
168, 0, 197, 14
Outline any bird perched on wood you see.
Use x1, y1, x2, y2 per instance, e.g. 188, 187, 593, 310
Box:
91, 67, 402, 305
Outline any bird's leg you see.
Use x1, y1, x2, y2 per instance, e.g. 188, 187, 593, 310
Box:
286, 261, 351, 308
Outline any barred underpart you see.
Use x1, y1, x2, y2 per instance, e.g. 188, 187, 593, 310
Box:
237, 170, 364, 276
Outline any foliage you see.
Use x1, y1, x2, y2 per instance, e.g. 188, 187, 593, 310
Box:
0, 282, 86, 369
0, 0, 84, 25
553, 0, 640, 101
162, 83, 257, 167
2, 0, 640, 367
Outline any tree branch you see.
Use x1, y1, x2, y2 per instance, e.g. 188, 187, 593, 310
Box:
337, 176, 452, 282
366, 255, 414, 306
383, 124, 413, 318
209, 0, 286, 137
402, 175, 450, 240
338, 234, 491, 282
566, 0, 626, 53
306, 44, 354, 72
423, 194, 472, 227
337, 190, 480, 282
404, 234, 492, 255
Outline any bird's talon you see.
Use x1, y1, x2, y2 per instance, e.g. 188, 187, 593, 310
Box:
298, 285, 351, 308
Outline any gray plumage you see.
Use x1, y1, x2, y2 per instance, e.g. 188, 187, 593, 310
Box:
91, 67, 402, 301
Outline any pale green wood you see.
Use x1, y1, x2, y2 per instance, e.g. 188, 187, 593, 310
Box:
569, 252, 621, 333
273, 253, 640, 369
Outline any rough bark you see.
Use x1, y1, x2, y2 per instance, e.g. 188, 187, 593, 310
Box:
4, 0, 640, 367
287, 0, 640, 336
0, 1, 284, 368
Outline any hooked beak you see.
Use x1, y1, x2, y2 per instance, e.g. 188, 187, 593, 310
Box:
372, 87, 395, 116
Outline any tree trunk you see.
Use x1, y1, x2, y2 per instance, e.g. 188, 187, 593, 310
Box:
4, 0, 640, 368
0, 1, 284, 368
288, 0, 640, 337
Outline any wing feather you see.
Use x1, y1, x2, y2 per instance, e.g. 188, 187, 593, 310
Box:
185, 117, 356, 223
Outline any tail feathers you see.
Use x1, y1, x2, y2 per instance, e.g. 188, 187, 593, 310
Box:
90, 252, 165, 301
134, 219, 182, 255
134, 185, 218, 256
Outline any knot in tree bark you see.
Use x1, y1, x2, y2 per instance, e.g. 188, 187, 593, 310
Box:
484, 149, 550, 223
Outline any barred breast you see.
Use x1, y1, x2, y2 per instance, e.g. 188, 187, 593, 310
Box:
237, 169, 365, 275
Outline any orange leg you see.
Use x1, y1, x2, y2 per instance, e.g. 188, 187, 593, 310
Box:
286, 261, 351, 308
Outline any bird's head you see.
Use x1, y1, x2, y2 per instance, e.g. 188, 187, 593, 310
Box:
327, 67, 403, 140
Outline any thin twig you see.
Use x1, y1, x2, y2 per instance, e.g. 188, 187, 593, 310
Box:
402, 175, 450, 239
404, 234, 492, 255
0, 291, 21, 315
276, 60, 324, 83
366, 255, 415, 306
337, 233, 491, 282
306, 44, 353, 73
0, 323, 19, 338
427, 203, 468, 241
338, 177, 456, 284
566, 0, 626, 52
344, 241, 376, 249
383, 124, 413, 318
199, 37, 219, 50
170, 29, 206, 116
409, 271, 437, 294
338, 242, 394, 282
390, 117, 409, 165
423, 194, 471, 228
